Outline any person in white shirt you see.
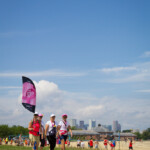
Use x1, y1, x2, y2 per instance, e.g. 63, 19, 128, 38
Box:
38, 114, 45, 150
81, 140, 85, 149
57, 114, 72, 150
45, 114, 57, 150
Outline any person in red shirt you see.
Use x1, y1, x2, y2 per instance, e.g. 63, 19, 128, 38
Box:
109, 141, 115, 150
28, 112, 42, 150
103, 138, 108, 149
129, 139, 133, 150
89, 138, 93, 148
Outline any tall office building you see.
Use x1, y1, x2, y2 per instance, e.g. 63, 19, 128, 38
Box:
84, 124, 89, 130
79, 120, 84, 129
113, 120, 118, 132
118, 123, 121, 131
113, 120, 121, 132
69, 119, 77, 127
88, 119, 96, 130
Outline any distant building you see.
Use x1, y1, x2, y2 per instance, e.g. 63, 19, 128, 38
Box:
84, 124, 89, 130
102, 125, 112, 131
118, 123, 121, 131
69, 130, 136, 141
113, 120, 121, 132
69, 119, 77, 127
113, 121, 118, 132
79, 120, 84, 129
88, 119, 96, 130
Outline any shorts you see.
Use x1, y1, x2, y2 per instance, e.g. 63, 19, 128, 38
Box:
95, 145, 98, 148
29, 134, 40, 143
77, 144, 80, 147
60, 135, 68, 142
90, 146, 93, 148
129, 147, 133, 149
104, 145, 107, 148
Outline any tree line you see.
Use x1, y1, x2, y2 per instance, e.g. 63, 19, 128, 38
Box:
123, 128, 150, 140
134, 128, 150, 140
0, 125, 28, 138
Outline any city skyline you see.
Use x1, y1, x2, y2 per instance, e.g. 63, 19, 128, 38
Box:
69, 119, 123, 132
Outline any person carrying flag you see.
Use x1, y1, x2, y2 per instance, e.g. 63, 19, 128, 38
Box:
28, 112, 42, 150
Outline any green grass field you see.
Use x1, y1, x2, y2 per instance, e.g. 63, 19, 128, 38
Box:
0, 145, 87, 150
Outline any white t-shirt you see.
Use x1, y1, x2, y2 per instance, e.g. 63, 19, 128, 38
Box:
39, 120, 45, 134
46, 120, 57, 136
58, 120, 70, 135
81, 142, 85, 147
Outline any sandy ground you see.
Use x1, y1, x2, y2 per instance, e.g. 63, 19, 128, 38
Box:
2, 141, 150, 150
68, 141, 150, 150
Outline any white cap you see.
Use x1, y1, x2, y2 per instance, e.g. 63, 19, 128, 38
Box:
50, 114, 55, 117
34, 112, 39, 115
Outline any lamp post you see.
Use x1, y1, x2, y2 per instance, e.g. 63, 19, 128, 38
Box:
118, 131, 120, 150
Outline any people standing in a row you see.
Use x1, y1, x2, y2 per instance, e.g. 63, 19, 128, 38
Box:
28, 112, 72, 150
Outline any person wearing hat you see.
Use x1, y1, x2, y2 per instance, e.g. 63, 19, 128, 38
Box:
38, 114, 45, 150
28, 112, 42, 150
57, 114, 72, 150
45, 114, 57, 150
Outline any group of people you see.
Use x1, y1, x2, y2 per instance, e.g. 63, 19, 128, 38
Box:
0, 137, 8, 145
77, 138, 99, 149
28, 112, 72, 150
76, 137, 134, 150
104, 138, 134, 150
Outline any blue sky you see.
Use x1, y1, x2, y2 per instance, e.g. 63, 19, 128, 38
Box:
0, 0, 150, 130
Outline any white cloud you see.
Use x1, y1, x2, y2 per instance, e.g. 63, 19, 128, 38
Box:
0, 70, 86, 78
141, 51, 150, 58
110, 72, 150, 83
98, 62, 150, 83
100, 67, 137, 73
0, 86, 21, 89
0, 80, 150, 130
136, 89, 150, 93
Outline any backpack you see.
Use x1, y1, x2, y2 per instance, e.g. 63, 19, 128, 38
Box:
49, 121, 56, 137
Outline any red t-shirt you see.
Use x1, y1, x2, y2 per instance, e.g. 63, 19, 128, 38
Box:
129, 142, 132, 147
104, 140, 108, 145
110, 143, 114, 147
90, 140, 93, 146
29, 120, 40, 136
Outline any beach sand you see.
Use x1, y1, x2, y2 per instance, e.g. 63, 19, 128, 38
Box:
68, 141, 150, 150
2, 140, 150, 150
